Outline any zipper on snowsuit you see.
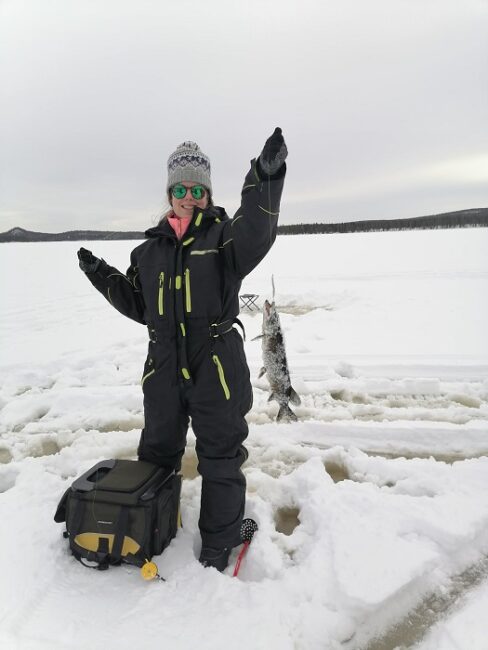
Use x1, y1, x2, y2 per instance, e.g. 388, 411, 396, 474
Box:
141, 358, 155, 387
172, 236, 192, 386
158, 272, 165, 315
184, 268, 191, 312
212, 354, 230, 400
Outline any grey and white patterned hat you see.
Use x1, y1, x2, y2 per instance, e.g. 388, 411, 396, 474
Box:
166, 141, 212, 193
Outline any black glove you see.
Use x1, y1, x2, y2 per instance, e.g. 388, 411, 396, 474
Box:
77, 247, 101, 273
258, 127, 288, 176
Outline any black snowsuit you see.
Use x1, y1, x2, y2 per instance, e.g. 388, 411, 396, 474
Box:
83, 158, 286, 549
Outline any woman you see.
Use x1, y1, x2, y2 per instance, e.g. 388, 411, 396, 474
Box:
77, 127, 287, 571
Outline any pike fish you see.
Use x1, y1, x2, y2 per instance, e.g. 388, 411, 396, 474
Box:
256, 280, 301, 421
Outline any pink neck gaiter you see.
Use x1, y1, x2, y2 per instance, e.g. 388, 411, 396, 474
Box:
167, 212, 192, 240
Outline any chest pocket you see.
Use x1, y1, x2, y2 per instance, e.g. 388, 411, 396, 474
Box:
158, 271, 165, 315
138, 263, 169, 322
185, 249, 222, 318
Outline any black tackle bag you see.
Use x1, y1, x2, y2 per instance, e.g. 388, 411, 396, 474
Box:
54, 459, 181, 576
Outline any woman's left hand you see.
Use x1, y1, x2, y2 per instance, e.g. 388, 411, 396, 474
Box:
259, 127, 288, 175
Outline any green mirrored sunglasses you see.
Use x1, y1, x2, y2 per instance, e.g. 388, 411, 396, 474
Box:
171, 184, 207, 200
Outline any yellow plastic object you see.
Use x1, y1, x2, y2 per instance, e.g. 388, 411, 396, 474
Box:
74, 533, 140, 556
181, 367, 191, 380
141, 561, 159, 580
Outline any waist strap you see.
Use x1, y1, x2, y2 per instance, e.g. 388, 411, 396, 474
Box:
148, 319, 245, 342
210, 318, 246, 341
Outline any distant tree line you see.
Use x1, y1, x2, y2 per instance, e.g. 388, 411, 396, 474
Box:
276, 208, 488, 235
1, 208, 486, 242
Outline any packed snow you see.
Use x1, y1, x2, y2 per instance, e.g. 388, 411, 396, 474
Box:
1, 228, 487, 650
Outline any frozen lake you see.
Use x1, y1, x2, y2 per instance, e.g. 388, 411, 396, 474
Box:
1, 227, 488, 649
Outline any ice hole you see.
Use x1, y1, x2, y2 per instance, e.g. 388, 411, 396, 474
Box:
181, 449, 199, 480
29, 439, 61, 458
0, 448, 13, 464
324, 459, 350, 483
274, 506, 300, 536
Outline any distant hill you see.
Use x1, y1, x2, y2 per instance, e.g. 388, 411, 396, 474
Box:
0, 227, 144, 243
1, 208, 487, 242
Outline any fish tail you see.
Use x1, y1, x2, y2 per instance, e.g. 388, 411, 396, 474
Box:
289, 386, 301, 406
277, 404, 298, 422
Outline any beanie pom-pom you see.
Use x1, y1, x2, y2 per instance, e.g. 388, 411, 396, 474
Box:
177, 141, 200, 152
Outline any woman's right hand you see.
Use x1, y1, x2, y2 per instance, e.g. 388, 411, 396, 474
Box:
77, 247, 101, 273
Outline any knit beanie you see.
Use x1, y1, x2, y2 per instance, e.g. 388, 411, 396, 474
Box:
166, 141, 212, 193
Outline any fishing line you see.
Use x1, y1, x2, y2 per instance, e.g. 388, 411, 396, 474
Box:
268, 167, 273, 248
267, 156, 274, 303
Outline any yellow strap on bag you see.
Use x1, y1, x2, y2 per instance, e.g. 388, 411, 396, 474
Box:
74, 533, 141, 556
74, 534, 163, 581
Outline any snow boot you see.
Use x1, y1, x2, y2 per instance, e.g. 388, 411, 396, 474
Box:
199, 546, 231, 571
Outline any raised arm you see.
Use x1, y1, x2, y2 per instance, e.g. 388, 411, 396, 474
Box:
221, 128, 288, 279
77, 247, 146, 324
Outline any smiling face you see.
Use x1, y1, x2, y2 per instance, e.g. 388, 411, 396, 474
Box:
170, 181, 209, 219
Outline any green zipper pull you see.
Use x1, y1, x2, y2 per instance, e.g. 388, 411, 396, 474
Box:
212, 354, 230, 400
185, 268, 191, 312
158, 272, 165, 315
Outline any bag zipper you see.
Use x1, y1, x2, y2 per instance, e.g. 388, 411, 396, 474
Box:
212, 354, 230, 400
158, 272, 165, 315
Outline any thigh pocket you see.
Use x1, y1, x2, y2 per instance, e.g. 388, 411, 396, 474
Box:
212, 353, 231, 400
212, 330, 253, 411
141, 356, 156, 389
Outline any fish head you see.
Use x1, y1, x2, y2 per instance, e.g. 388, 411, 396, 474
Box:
262, 299, 281, 334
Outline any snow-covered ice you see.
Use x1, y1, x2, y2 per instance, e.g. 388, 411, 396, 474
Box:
1, 228, 487, 649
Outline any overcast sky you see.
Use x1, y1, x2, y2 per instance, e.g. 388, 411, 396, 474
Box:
1, 0, 487, 232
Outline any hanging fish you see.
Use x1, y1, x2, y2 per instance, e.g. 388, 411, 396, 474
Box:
255, 277, 301, 421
